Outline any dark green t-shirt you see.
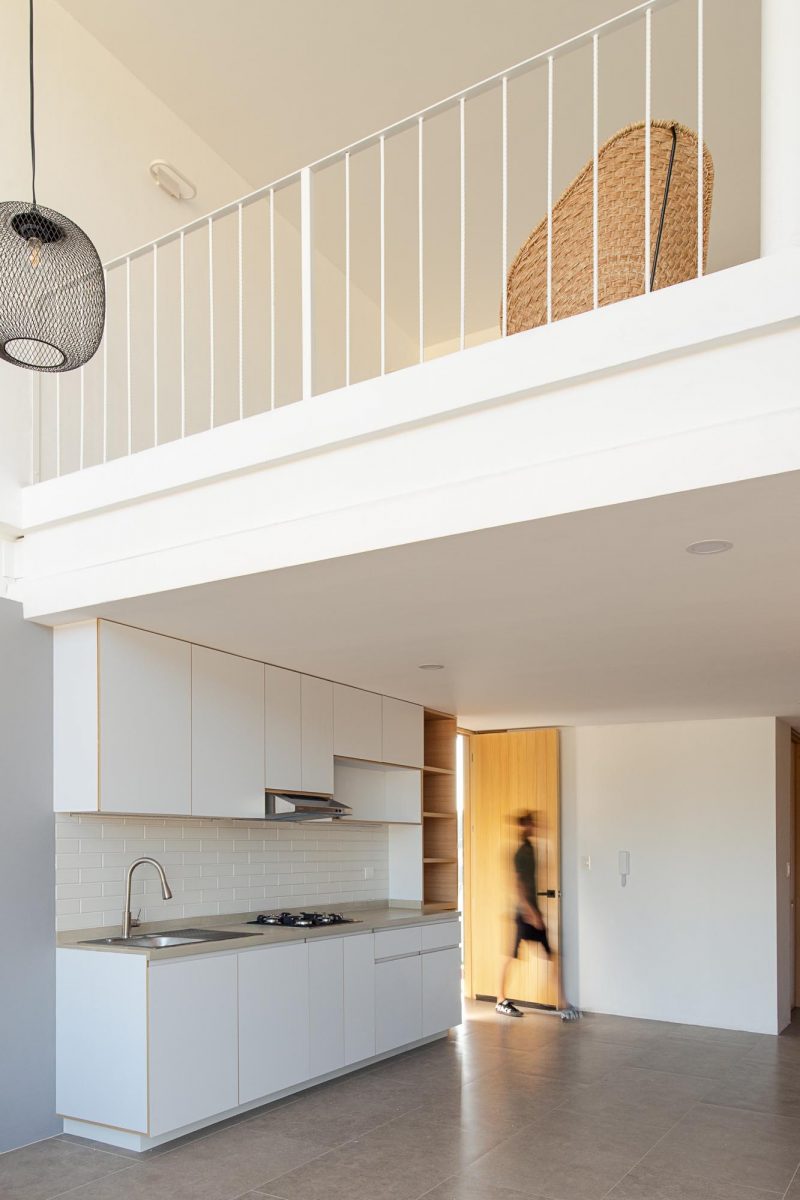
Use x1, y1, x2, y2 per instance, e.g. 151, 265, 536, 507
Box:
514, 839, 537, 906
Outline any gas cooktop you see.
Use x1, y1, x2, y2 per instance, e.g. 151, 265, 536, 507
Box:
247, 910, 361, 928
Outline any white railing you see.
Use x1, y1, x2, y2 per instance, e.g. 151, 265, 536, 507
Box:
38, 0, 720, 480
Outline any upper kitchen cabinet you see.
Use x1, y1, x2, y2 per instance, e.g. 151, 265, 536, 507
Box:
54, 620, 192, 815
382, 697, 424, 768
265, 666, 302, 792
192, 646, 265, 819
301, 675, 334, 795
333, 684, 382, 762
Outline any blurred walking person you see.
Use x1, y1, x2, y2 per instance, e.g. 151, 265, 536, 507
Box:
495, 810, 576, 1019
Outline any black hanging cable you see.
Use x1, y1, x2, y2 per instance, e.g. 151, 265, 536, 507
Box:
29, 0, 37, 208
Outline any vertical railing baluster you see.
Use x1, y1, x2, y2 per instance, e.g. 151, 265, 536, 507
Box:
269, 188, 276, 410
179, 230, 186, 437
152, 244, 159, 448
501, 77, 508, 338
593, 34, 599, 310
697, 0, 704, 278
300, 167, 315, 401
380, 134, 386, 376
79, 367, 85, 471
208, 218, 215, 429
345, 151, 351, 387
546, 55, 554, 324
126, 255, 132, 455
459, 96, 466, 352
102, 269, 108, 463
644, 7, 652, 293
238, 201, 244, 420
418, 117, 424, 363
55, 375, 61, 478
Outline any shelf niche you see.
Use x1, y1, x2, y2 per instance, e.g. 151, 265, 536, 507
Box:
422, 709, 458, 910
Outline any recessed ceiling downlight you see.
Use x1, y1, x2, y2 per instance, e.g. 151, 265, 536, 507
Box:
418, 664, 444, 671
686, 540, 734, 556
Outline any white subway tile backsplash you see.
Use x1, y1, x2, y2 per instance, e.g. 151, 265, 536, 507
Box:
54, 813, 389, 930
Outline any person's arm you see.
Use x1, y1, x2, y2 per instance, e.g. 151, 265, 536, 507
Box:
516, 874, 544, 928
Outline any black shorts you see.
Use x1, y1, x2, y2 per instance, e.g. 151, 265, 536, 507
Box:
513, 911, 552, 958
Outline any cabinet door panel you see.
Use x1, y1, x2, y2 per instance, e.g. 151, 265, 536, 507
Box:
382, 698, 424, 768
344, 934, 375, 1064
239, 943, 310, 1103
334, 684, 382, 762
309, 939, 345, 1077
192, 647, 265, 819
149, 955, 238, 1135
301, 676, 334, 794
265, 666, 302, 792
375, 955, 422, 1053
99, 623, 191, 815
422, 948, 462, 1037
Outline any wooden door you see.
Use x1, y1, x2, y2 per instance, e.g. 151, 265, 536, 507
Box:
468, 729, 561, 1008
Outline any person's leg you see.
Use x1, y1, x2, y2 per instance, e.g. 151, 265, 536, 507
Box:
496, 916, 524, 1017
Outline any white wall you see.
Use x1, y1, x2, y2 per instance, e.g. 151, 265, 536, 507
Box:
0, 599, 57, 1152
55, 813, 389, 932
561, 717, 786, 1034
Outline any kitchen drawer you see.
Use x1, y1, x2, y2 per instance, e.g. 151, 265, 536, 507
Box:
421, 921, 461, 952
374, 925, 422, 961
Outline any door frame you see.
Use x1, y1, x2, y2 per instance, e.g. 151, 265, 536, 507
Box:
462, 726, 562, 1006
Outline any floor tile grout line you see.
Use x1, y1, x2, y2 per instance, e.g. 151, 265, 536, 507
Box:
783, 1159, 800, 1199
42, 1159, 141, 1200
596, 1100, 706, 1200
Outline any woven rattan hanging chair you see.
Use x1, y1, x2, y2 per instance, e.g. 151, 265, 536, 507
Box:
505, 119, 714, 334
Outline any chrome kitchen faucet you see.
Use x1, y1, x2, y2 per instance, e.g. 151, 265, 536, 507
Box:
122, 857, 173, 939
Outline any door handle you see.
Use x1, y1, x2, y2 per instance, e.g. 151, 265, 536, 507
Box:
537, 889, 559, 899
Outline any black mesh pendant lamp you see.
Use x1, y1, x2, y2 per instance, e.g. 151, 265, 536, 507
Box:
0, 0, 104, 372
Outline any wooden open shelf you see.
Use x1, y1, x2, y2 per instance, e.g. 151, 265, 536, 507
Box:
422, 709, 457, 909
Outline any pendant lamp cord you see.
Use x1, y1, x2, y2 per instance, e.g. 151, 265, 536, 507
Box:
29, 0, 37, 209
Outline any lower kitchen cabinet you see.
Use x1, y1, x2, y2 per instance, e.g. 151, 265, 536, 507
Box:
375, 954, 422, 1053
238, 942, 310, 1103
149, 955, 238, 1135
422, 947, 462, 1037
309, 938, 345, 1077
344, 933, 376, 1064
56, 920, 459, 1150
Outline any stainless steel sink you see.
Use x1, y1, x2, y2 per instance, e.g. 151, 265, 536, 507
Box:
83, 934, 208, 948
81, 927, 262, 949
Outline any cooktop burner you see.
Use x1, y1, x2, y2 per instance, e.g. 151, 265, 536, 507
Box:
247, 910, 361, 928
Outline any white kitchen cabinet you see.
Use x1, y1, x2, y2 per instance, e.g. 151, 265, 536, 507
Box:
309, 938, 345, 1077
149, 954, 238, 1135
99, 622, 192, 815
375, 954, 422, 1053
301, 675, 334, 794
422, 947, 462, 1037
334, 683, 382, 762
382, 697, 424, 768
238, 942, 310, 1103
56, 948, 149, 1133
265, 666, 302, 791
192, 646, 265, 819
343, 934, 375, 1064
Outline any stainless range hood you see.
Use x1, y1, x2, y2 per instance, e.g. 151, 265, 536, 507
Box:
264, 791, 351, 822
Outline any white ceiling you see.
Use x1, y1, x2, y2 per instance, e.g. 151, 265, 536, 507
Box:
58, 0, 761, 344
87, 472, 800, 731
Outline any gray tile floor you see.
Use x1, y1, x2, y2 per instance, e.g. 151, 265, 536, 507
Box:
4, 1001, 800, 1200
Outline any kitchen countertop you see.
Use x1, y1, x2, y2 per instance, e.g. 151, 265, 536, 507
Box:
57, 903, 461, 960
